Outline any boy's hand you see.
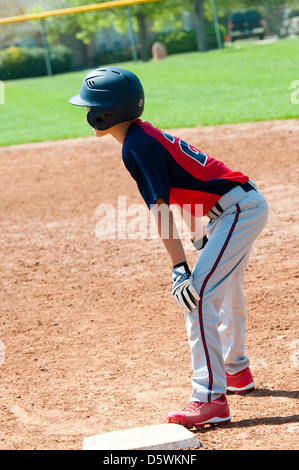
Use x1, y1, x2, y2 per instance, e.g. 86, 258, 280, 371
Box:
171, 262, 200, 313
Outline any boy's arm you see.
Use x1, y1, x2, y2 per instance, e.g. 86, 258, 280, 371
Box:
150, 198, 200, 314
151, 198, 186, 268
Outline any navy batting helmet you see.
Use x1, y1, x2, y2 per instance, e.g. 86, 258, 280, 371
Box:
69, 67, 144, 130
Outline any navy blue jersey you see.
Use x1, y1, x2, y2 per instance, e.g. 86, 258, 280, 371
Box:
122, 120, 249, 216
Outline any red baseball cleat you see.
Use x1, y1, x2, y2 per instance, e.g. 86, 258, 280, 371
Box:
167, 395, 231, 429
226, 367, 255, 395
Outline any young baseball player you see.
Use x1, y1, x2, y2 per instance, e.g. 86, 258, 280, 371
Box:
69, 67, 268, 429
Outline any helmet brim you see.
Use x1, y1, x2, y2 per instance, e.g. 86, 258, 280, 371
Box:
69, 94, 92, 107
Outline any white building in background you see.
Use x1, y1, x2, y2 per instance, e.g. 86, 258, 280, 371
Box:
0, 0, 42, 48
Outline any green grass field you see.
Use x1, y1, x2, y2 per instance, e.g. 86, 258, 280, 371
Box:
0, 38, 298, 146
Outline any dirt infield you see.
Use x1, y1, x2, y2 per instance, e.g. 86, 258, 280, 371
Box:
0, 119, 298, 450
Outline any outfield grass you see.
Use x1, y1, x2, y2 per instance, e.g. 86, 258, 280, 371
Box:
0, 38, 298, 146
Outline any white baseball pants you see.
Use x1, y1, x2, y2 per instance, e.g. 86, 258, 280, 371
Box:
184, 183, 268, 402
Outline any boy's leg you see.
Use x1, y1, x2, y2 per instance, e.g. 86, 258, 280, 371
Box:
218, 249, 251, 375
185, 193, 268, 403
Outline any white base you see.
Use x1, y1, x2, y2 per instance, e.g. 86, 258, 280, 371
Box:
83, 423, 201, 450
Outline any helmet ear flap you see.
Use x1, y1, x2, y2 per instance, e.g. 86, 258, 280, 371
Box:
87, 108, 109, 130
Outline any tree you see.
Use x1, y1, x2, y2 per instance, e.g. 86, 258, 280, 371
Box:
193, 0, 208, 52
32, 0, 177, 60
130, 0, 184, 61
32, 0, 209, 60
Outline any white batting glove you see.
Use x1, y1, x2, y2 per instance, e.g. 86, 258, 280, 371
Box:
171, 262, 200, 313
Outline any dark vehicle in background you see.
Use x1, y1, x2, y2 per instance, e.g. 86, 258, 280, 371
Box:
228, 9, 265, 42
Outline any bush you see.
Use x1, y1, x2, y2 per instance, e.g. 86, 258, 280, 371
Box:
153, 24, 226, 55
50, 44, 73, 75
92, 46, 135, 67
0, 44, 73, 80
205, 23, 226, 49
154, 30, 198, 55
